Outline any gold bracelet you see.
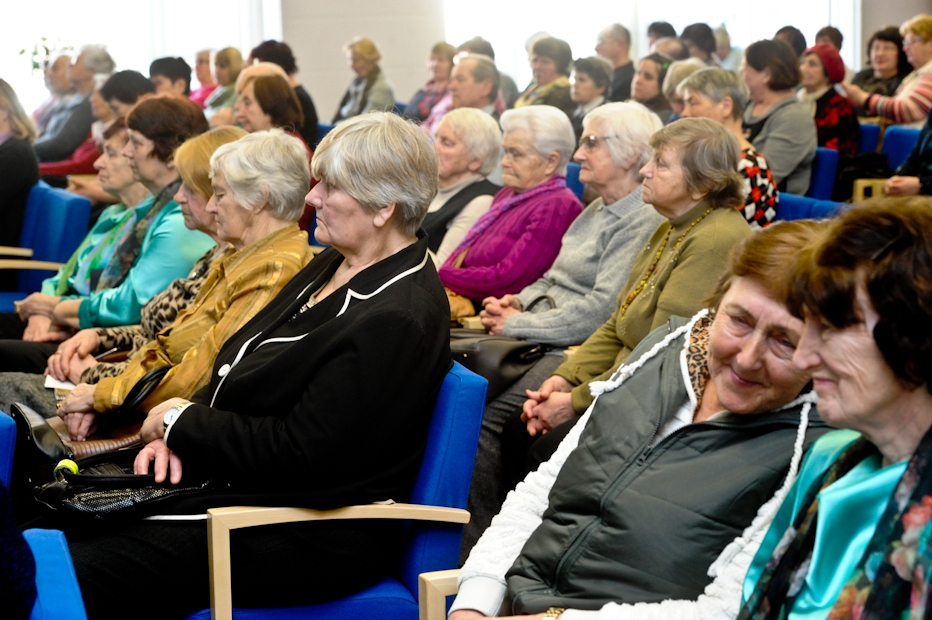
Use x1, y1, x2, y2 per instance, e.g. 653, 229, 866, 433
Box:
543, 608, 565, 619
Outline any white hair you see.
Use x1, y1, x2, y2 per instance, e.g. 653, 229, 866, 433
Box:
210, 128, 310, 221
438, 108, 502, 177
582, 101, 663, 175
500, 106, 576, 175
79, 45, 116, 75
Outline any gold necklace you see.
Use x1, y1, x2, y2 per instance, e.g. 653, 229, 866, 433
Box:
619, 207, 714, 323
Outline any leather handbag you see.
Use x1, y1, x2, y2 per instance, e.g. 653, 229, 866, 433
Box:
450, 331, 548, 402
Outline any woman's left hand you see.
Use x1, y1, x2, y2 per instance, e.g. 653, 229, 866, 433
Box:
58, 382, 97, 414
480, 295, 522, 335
885, 175, 921, 196
141, 398, 193, 444
840, 82, 868, 107
134, 438, 183, 484
51, 299, 83, 329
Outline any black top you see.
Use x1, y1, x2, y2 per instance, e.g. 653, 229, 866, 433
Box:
422, 179, 500, 253
293, 84, 319, 146
610, 62, 635, 102
0, 138, 39, 290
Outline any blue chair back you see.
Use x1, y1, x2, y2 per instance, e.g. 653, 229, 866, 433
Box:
0, 412, 13, 488
25, 529, 88, 620
882, 126, 922, 170
18, 182, 91, 293
805, 147, 838, 200
857, 123, 881, 153
565, 162, 585, 202
315, 123, 336, 148
776, 193, 844, 221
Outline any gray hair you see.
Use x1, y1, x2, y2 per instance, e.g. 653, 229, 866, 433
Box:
312, 112, 438, 236
209, 128, 310, 221
457, 54, 500, 102
607, 23, 631, 46
679, 67, 749, 121
438, 108, 502, 177
79, 45, 116, 75
500, 106, 576, 175
582, 101, 662, 174
662, 58, 707, 100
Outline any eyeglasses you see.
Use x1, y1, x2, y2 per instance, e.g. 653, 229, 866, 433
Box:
903, 36, 925, 48
578, 135, 615, 150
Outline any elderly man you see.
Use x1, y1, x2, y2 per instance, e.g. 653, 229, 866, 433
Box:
595, 24, 634, 102
450, 54, 500, 119
33, 54, 75, 136
35, 45, 115, 162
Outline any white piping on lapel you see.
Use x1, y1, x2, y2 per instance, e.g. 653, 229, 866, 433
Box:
210, 331, 263, 407
335, 249, 430, 317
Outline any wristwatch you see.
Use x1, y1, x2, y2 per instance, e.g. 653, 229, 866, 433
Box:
543, 608, 565, 619
162, 403, 189, 433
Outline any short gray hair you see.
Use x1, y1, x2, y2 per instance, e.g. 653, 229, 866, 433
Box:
80, 45, 116, 75
457, 54, 500, 102
312, 112, 438, 236
607, 23, 631, 46
662, 58, 707, 100
582, 101, 662, 175
210, 128, 310, 221
500, 106, 575, 175
679, 67, 749, 121
437, 108, 502, 177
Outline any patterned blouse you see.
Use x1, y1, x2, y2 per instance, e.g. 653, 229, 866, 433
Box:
738, 147, 779, 229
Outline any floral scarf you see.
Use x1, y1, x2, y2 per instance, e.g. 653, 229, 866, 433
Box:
96, 179, 181, 291
54, 207, 138, 296
738, 424, 932, 620
515, 75, 570, 107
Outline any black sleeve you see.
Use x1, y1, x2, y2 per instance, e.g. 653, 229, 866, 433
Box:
33, 99, 93, 162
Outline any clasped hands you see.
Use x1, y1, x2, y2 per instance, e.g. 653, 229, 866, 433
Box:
521, 375, 577, 436
479, 294, 523, 335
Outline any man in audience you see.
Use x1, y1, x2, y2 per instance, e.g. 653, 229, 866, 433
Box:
775, 25, 807, 58
652, 37, 690, 60
449, 54, 500, 119
149, 57, 192, 96
815, 25, 855, 81
33, 54, 74, 136
458, 36, 519, 109
647, 21, 677, 47
34, 45, 115, 162
595, 24, 634, 102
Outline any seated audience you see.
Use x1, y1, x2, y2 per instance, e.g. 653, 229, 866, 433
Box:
740, 199, 932, 619
568, 56, 612, 141
32, 54, 74, 136
681, 67, 780, 227
631, 53, 673, 123
0, 80, 39, 288
423, 53, 500, 134
885, 111, 932, 195
742, 39, 817, 194
798, 43, 859, 157
0, 96, 215, 371
514, 36, 575, 116
462, 102, 664, 555
595, 24, 635, 102
850, 26, 911, 114
652, 36, 690, 61
61, 112, 450, 619
458, 36, 519, 109
815, 25, 855, 81
35, 45, 115, 162
426, 108, 501, 265
662, 57, 707, 122
843, 14, 932, 127
438, 106, 582, 317
647, 21, 677, 46
450, 219, 827, 618
775, 25, 808, 58
204, 47, 241, 121
403, 41, 456, 122
332, 36, 396, 124
249, 40, 319, 145
189, 49, 218, 108
149, 57, 191, 96
715, 25, 743, 72
234, 74, 307, 152
681, 22, 720, 66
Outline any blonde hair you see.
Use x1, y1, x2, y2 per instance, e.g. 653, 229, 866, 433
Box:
215, 47, 244, 82
175, 126, 247, 199
344, 37, 381, 62
902, 14, 932, 42
0, 80, 37, 143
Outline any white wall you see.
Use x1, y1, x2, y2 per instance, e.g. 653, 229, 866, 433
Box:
282, 0, 446, 122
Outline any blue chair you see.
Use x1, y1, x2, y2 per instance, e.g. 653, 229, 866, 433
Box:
805, 147, 839, 200
190, 361, 488, 620
882, 125, 922, 170
0, 181, 91, 312
315, 123, 336, 148
776, 193, 844, 221
565, 162, 585, 202
0, 411, 13, 488
857, 122, 881, 153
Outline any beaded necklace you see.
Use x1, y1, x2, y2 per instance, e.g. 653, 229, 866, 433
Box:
618, 206, 714, 324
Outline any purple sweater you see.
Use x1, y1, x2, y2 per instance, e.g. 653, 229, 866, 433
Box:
439, 185, 582, 300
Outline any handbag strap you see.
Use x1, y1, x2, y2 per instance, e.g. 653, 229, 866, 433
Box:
119, 365, 171, 415
524, 295, 556, 312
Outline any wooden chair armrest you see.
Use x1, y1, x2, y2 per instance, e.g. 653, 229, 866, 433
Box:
852, 178, 887, 202
460, 316, 483, 330
0, 247, 34, 258
418, 569, 460, 620
207, 503, 470, 620
0, 259, 64, 271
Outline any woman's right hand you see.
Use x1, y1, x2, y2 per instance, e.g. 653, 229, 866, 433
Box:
47, 329, 101, 382
480, 295, 523, 335
60, 411, 97, 441
16, 293, 60, 320
522, 375, 576, 436
22, 314, 70, 343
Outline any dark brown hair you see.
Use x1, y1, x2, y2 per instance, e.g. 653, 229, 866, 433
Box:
531, 37, 573, 76
787, 198, 932, 392
246, 74, 304, 131
126, 95, 209, 162
745, 39, 801, 90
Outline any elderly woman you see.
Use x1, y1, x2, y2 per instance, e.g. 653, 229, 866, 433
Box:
461, 102, 665, 555
742, 39, 817, 195
568, 56, 612, 142
843, 14, 932, 127
234, 74, 306, 145
426, 108, 502, 265
404, 41, 456, 122
438, 106, 582, 318
0, 97, 215, 370
515, 36, 575, 115
249, 40, 319, 146
332, 36, 396, 124
189, 49, 218, 109
798, 44, 859, 157
0, 80, 39, 276
681, 67, 780, 228
632, 53, 673, 123
739, 199, 932, 619
450, 220, 829, 619
58, 113, 450, 618
0, 127, 247, 422
52, 129, 313, 441
204, 47, 242, 122
850, 26, 911, 114
661, 58, 706, 123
